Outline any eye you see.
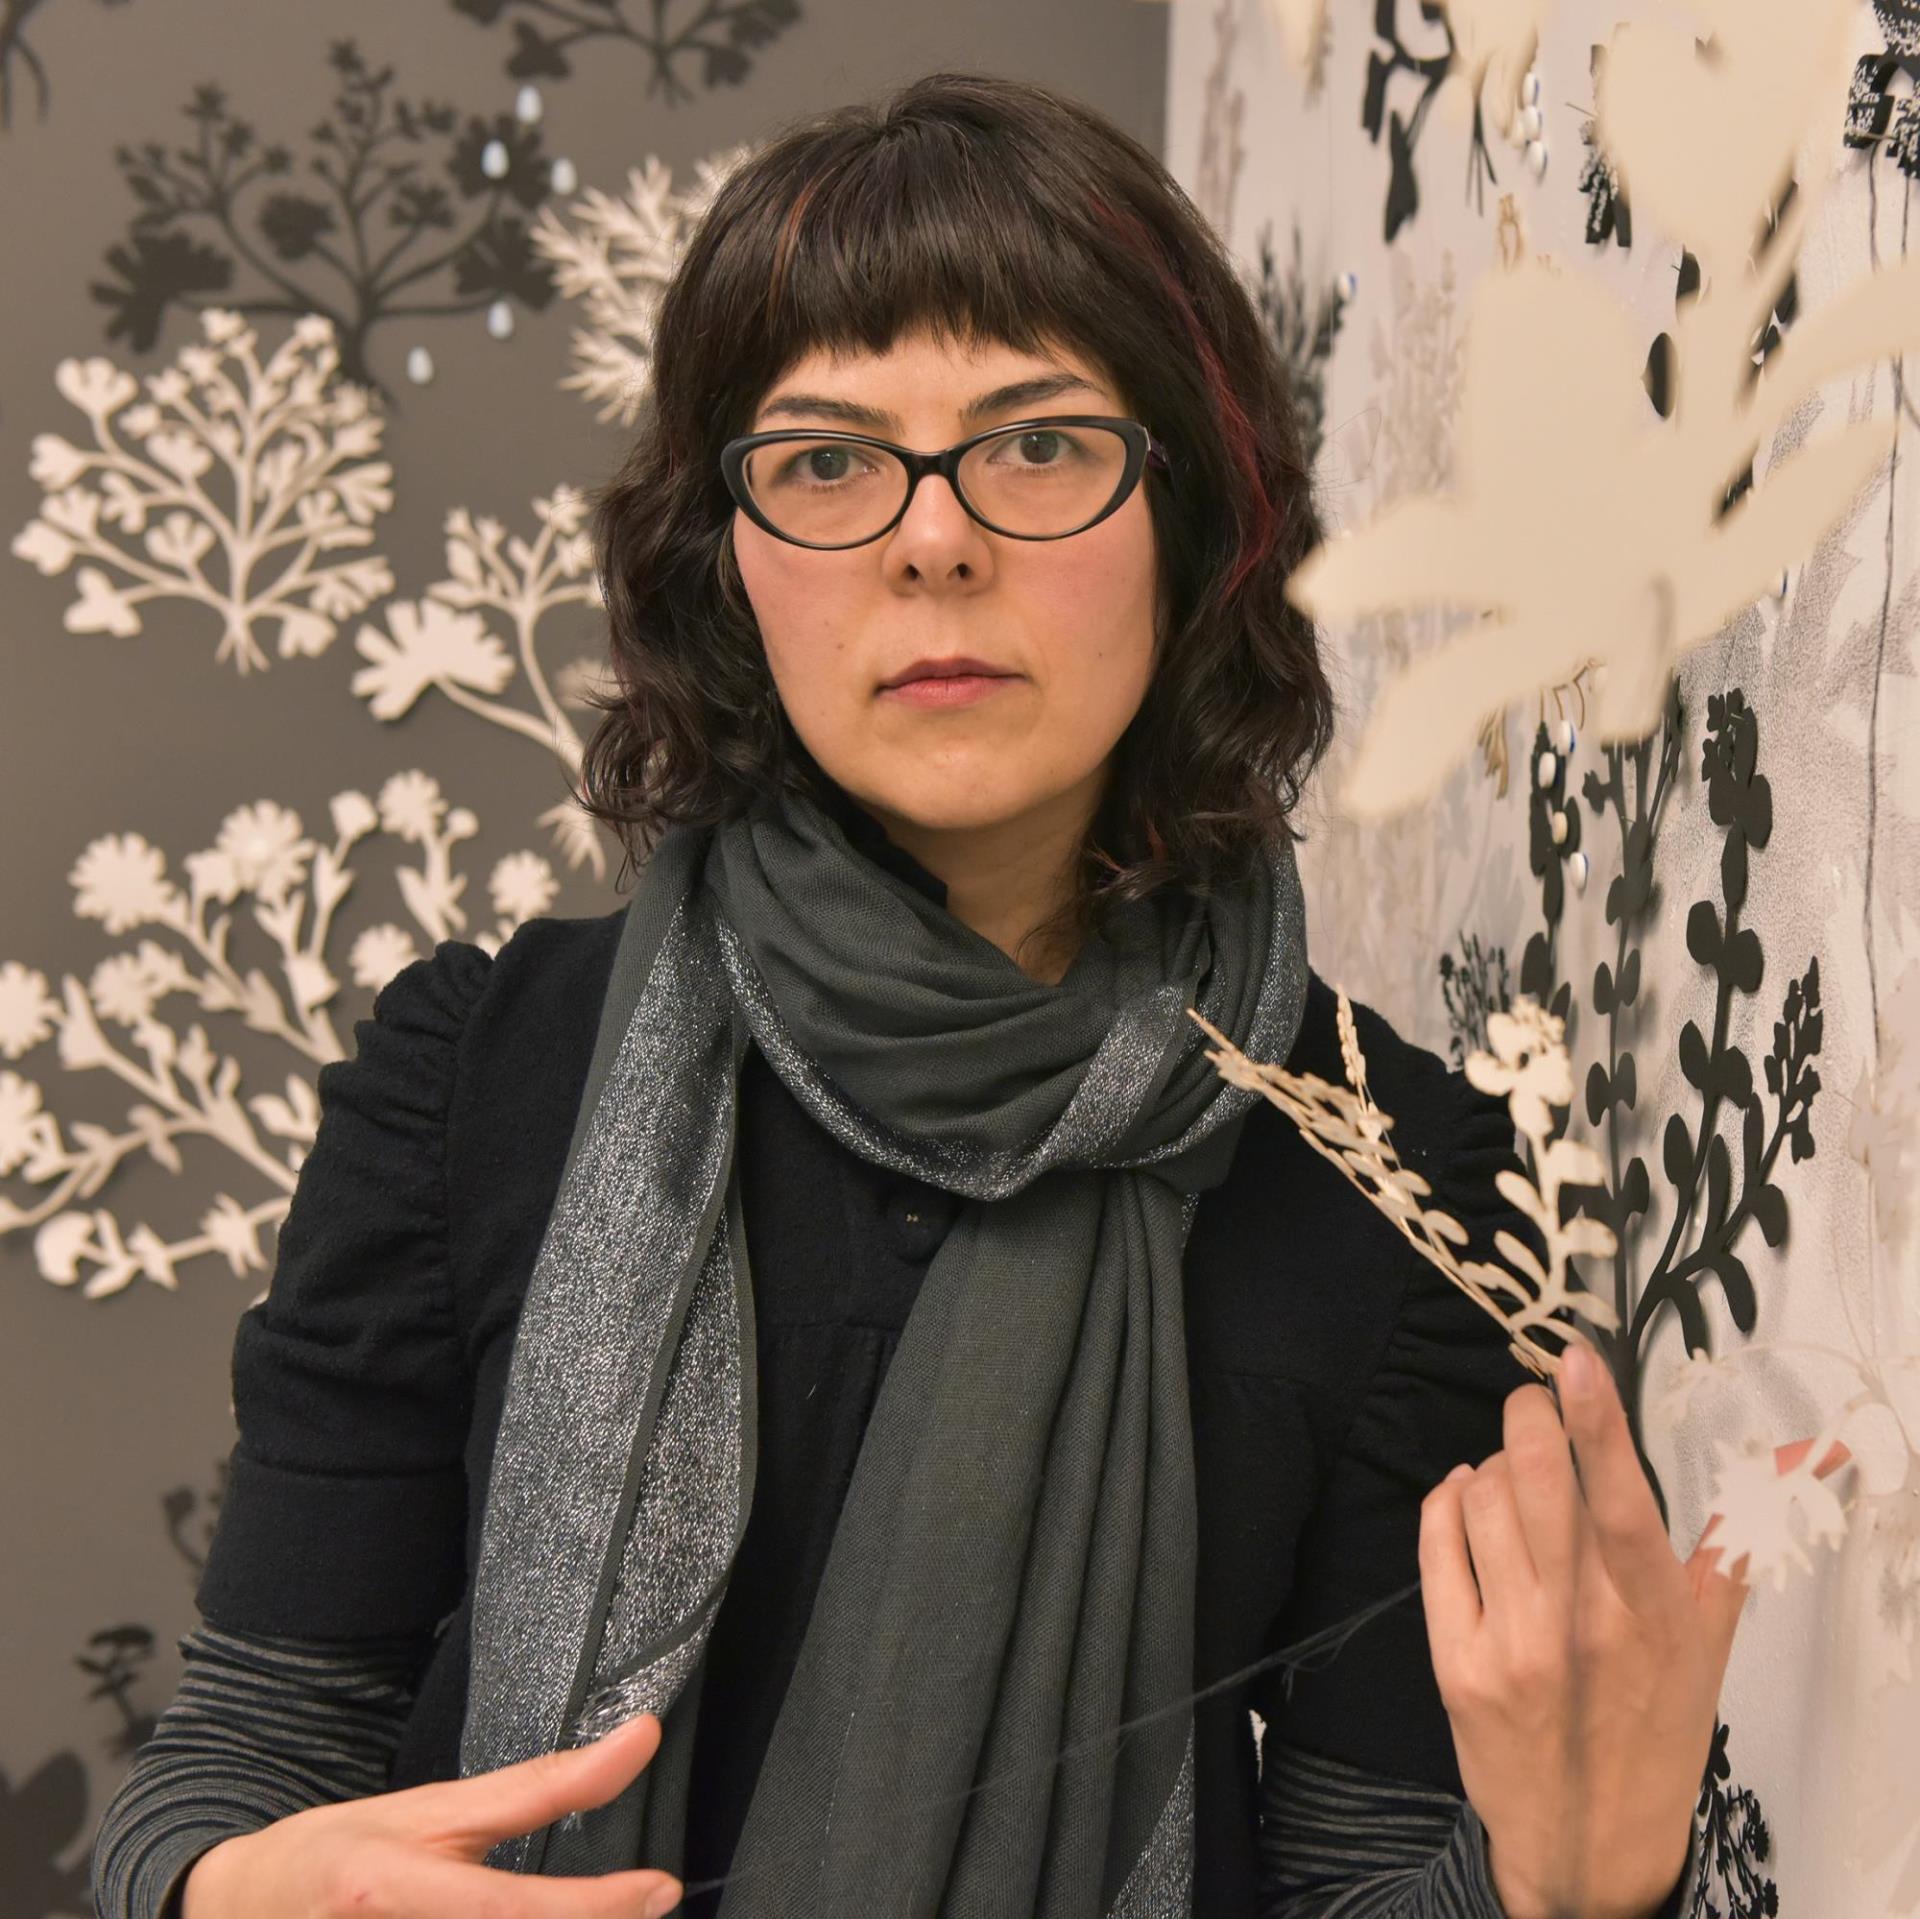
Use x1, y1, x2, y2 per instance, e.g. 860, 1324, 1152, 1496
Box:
777, 444, 874, 486
988, 428, 1086, 469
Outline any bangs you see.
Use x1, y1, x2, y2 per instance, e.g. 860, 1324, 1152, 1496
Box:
688, 117, 1141, 424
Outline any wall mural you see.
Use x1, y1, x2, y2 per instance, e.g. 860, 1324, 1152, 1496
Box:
1170, 0, 1920, 1910
0, 8, 1173, 1912
4, 0, 1914, 1911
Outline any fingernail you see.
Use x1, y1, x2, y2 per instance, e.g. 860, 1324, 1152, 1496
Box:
1561, 1341, 1597, 1396
644, 1885, 682, 1918
1445, 1462, 1473, 1484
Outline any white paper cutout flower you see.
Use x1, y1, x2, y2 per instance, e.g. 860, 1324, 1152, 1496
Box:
0, 779, 561, 1299
352, 599, 517, 720
12, 311, 396, 673
1462, 997, 1574, 1141
0, 963, 61, 1061
352, 488, 612, 876
1704, 1432, 1851, 1589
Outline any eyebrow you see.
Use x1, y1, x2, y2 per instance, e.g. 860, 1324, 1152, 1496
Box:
754, 371, 1107, 436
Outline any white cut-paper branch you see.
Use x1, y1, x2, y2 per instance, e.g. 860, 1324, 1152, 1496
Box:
11, 311, 395, 673
530, 150, 755, 427
351, 485, 612, 877
1190, 993, 1898, 1596
0, 776, 559, 1300
1188, 990, 1619, 1379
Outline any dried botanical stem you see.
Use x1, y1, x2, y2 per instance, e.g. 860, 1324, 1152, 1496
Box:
1188, 991, 1620, 1381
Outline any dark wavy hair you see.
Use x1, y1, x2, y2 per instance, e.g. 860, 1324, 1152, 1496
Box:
570, 69, 1335, 963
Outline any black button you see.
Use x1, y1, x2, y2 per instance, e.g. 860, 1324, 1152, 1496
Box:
881, 1183, 956, 1263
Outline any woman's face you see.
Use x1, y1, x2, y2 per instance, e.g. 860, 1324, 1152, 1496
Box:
732, 328, 1160, 840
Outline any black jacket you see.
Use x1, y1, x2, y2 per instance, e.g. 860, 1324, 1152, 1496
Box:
191, 863, 1539, 1912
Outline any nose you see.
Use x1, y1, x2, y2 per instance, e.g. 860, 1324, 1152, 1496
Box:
901, 469, 974, 533
883, 468, 992, 578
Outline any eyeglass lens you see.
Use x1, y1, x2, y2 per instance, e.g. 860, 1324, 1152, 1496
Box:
742, 424, 1132, 544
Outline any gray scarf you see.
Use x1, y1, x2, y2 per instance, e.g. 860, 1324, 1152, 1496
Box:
456, 781, 1309, 1914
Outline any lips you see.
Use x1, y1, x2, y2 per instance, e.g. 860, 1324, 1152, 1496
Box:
879, 654, 1018, 690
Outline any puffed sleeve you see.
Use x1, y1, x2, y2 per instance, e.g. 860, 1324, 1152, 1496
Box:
192, 938, 496, 1640
1249, 1071, 1697, 1917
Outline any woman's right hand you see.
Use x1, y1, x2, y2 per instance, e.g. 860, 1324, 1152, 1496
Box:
179, 1712, 684, 1918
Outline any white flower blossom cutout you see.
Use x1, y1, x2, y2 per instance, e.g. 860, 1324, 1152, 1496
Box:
0, 775, 559, 1300
1701, 1430, 1851, 1590
1189, 989, 1618, 1379
351, 486, 613, 877
530, 149, 756, 425
12, 310, 396, 673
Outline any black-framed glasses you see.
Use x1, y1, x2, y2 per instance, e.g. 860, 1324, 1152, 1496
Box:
720, 415, 1173, 550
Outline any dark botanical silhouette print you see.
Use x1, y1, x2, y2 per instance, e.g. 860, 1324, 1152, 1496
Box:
450, 0, 802, 101
96, 40, 562, 395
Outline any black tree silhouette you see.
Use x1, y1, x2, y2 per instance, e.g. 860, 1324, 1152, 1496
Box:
450, 0, 801, 100
94, 39, 560, 397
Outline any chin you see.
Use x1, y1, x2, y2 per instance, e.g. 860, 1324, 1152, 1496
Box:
850, 768, 1042, 835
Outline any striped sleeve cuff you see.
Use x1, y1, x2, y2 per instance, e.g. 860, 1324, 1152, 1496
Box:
1258, 1739, 1503, 1915
89, 1622, 429, 1919
1257, 1740, 1699, 1918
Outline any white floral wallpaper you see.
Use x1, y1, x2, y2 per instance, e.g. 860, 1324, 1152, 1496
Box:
0, 7, 1170, 1911
1167, 0, 1920, 1911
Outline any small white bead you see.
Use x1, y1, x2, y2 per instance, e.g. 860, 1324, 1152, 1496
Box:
406, 346, 435, 385
515, 85, 543, 124
1537, 749, 1557, 787
1523, 68, 1541, 105
1337, 270, 1358, 300
487, 299, 515, 339
1525, 139, 1549, 180
1556, 717, 1575, 755
1570, 851, 1589, 893
1549, 808, 1568, 846
1521, 104, 1543, 141
550, 155, 578, 195
481, 138, 510, 180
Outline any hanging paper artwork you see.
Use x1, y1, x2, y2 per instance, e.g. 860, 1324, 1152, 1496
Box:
1288, 0, 1920, 821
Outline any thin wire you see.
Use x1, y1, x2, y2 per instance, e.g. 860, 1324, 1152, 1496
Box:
672, 1573, 1426, 1900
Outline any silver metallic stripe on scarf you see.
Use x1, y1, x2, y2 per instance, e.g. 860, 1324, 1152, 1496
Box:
456, 875, 750, 1873
713, 916, 1243, 1190
1112, 1728, 1197, 1917
457, 803, 1310, 1914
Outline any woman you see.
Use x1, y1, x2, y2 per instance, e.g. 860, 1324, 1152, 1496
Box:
92, 71, 1736, 1919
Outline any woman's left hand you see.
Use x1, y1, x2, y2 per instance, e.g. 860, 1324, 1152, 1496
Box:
1417, 1336, 1749, 1919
